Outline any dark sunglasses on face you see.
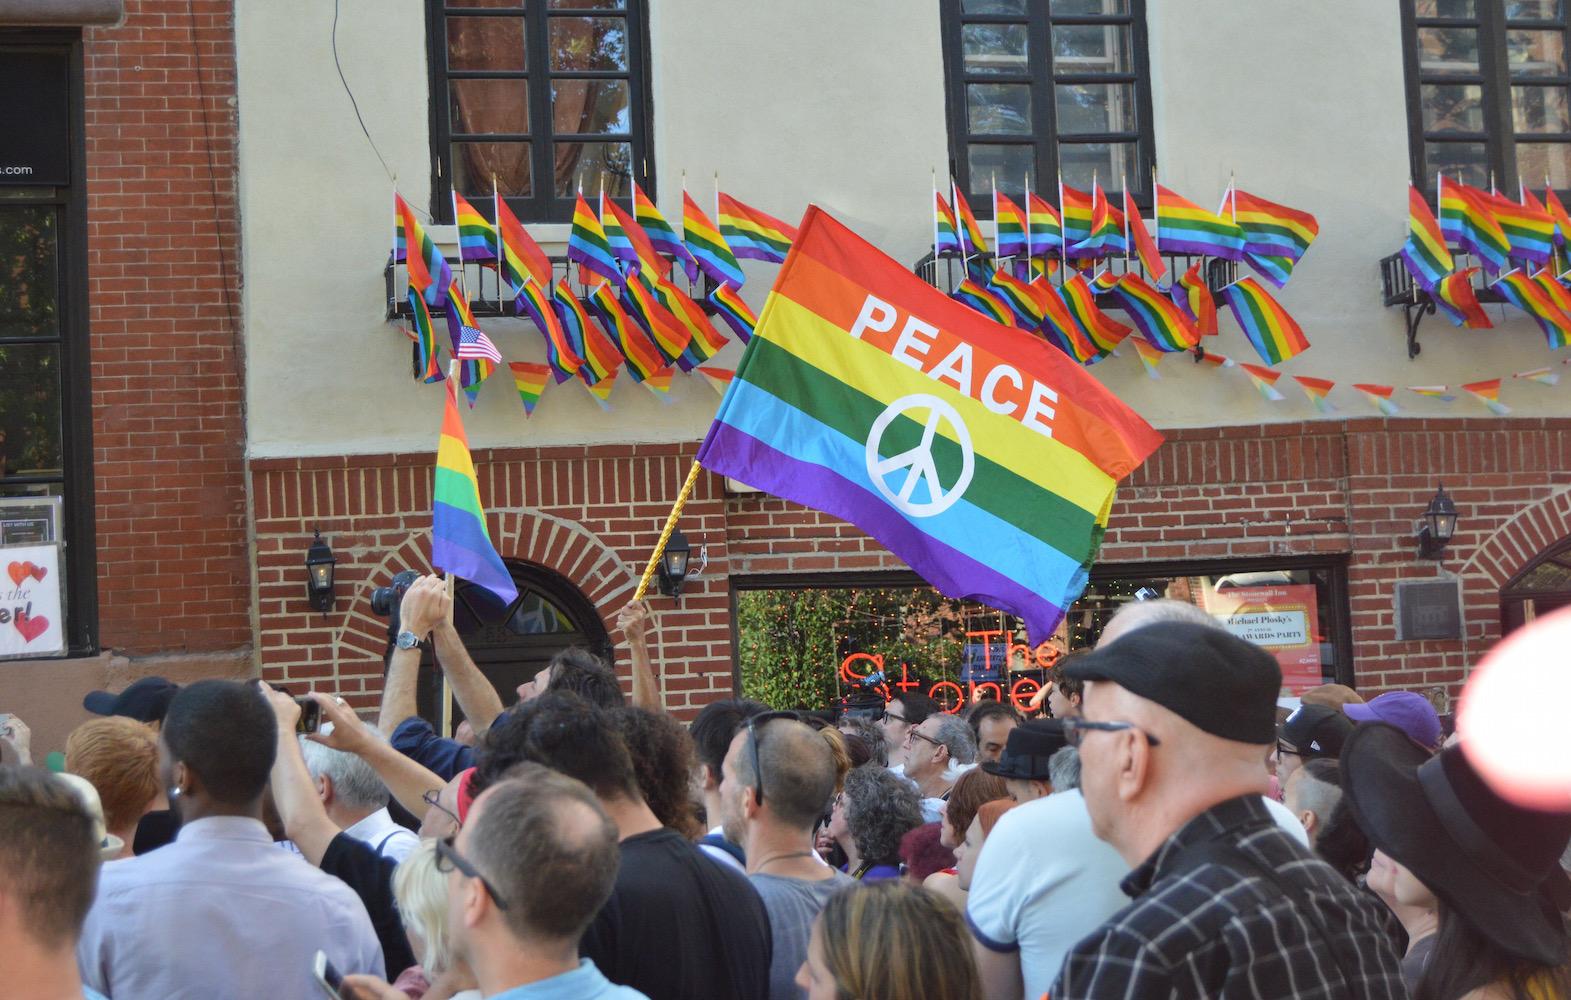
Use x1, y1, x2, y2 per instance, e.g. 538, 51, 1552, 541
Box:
435, 834, 509, 911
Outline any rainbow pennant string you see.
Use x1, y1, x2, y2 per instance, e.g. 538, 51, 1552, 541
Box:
708, 282, 757, 342
1130, 338, 1164, 379
1220, 277, 1310, 365
697, 366, 735, 396
1196, 350, 1234, 368
641, 365, 676, 397
1293, 375, 1337, 413
1461, 378, 1510, 415
717, 192, 797, 264
395, 193, 453, 307
1171, 263, 1218, 336
1407, 385, 1457, 402
1353, 383, 1400, 415
993, 190, 1029, 258
583, 366, 618, 408
1109, 272, 1199, 352
1514, 366, 1562, 386
508, 361, 550, 416
1155, 184, 1245, 260
432, 378, 518, 605
633, 183, 698, 281
1431, 268, 1491, 329
1239, 363, 1286, 401
683, 191, 746, 288
1400, 184, 1454, 291
452, 191, 498, 263
569, 193, 623, 285
951, 277, 1016, 326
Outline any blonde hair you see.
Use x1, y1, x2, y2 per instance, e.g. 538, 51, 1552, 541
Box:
818, 882, 982, 1000
392, 840, 455, 975
819, 726, 853, 794
65, 717, 160, 834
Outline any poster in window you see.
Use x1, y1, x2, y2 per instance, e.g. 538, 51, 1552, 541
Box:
1202, 583, 1322, 693
0, 542, 65, 659
0, 496, 61, 545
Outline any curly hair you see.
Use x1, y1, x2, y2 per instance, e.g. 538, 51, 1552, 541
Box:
836, 716, 888, 767
843, 764, 924, 867
613, 706, 702, 839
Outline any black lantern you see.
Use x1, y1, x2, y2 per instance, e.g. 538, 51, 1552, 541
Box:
305, 529, 337, 612
1417, 486, 1458, 559
655, 529, 693, 598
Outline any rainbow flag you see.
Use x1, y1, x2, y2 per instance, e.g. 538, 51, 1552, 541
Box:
952, 185, 990, 257
1171, 262, 1218, 336
952, 277, 1017, 326
934, 190, 963, 257
432, 378, 518, 605
395, 193, 453, 306
452, 191, 498, 263
697, 365, 734, 396
1196, 350, 1234, 368
988, 267, 1047, 327
583, 366, 618, 407
684, 192, 746, 287
445, 280, 503, 366
1060, 183, 1095, 248
518, 278, 583, 382
1515, 366, 1561, 385
1061, 273, 1134, 355
496, 189, 553, 293
993, 190, 1029, 258
458, 357, 494, 408
1532, 268, 1571, 329
1462, 378, 1510, 415
1027, 191, 1063, 252
1485, 187, 1554, 264
1547, 186, 1571, 247
649, 273, 727, 370
1070, 181, 1121, 259
508, 361, 550, 416
1125, 190, 1166, 286
1400, 184, 1455, 290
1156, 185, 1245, 259
1439, 178, 1510, 271
568, 193, 623, 285
1244, 253, 1299, 289
696, 206, 1164, 640
1407, 385, 1456, 402
1221, 276, 1310, 365
1497, 269, 1571, 348
604, 196, 670, 279
407, 288, 445, 383
1130, 338, 1164, 379
1089, 269, 1122, 295
1431, 267, 1492, 328
1239, 362, 1286, 401
709, 281, 757, 341
621, 273, 692, 366
1037, 279, 1105, 364
1353, 383, 1400, 415
634, 183, 698, 280
718, 192, 797, 264
1232, 189, 1319, 263
589, 281, 665, 382
554, 278, 620, 385
1293, 375, 1336, 413
601, 193, 641, 271
1110, 272, 1200, 351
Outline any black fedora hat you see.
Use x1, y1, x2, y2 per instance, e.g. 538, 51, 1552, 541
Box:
1341, 722, 1571, 967
982, 719, 1067, 781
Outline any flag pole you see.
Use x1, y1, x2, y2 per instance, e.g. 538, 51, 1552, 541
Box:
1152, 165, 1160, 255
1024, 172, 1034, 271
633, 459, 705, 601
932, 169, 941, 267
451, 188, 468, 303
1057, 172, 1068, 277
991, 173, 1000, 261
440, 357, 460, 738
1121, 171, 1131, 265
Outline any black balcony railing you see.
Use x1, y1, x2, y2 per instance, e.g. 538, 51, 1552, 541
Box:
383, 255, 717, 321
912, 250, 1238, 306
1378, 250, 1505, 359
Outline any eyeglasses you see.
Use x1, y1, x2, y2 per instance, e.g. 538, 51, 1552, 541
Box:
422, 788, 461, 829
746, 710, 802, 807
1063, 719, 1162, 748
435, 835, 509, 911
882, 711, 908, 725
905, 729, 944, 750
1276, 741, 1302, 758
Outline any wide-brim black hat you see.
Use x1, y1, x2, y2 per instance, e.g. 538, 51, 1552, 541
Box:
1341, 722, 1571, 967
981, 720, 1066, 781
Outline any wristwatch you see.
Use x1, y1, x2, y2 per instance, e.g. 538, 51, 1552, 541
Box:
395, 629, 420, 650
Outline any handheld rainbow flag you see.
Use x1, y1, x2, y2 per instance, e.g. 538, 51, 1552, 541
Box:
518, 278, 583, 382
934, 189, 963, 257
952, 184, 990, 258
406, 288, 445, 383
1353, 383, 1400, 415
1400, 184, 1455, 290
684, 191, 746, 287
648, 273, 727, 370
634, 183, 698, 280
993, 189, 1029, 258
987, 268, 1047, 327
1546, 186, 1571, 248
1407, 385, 1456, 402
1155, 185, 1245, 259
1110, 272, 1199, 352
718, 192, 797, 264
396, 194, 454, 306
569, 193, 623, 285
952, 277, 1017, 326
1195, 350, 1235, 368
601, 193, 642, 271
621, 273, 692, 366
709, 282, 758, 341
432, 377, 518, 605
508, 362, 550, 416
1130, 338, 1164, 379
1171, 262, 1218, 336
1061, 273, 1134, 355
1461, 378, 1510, 415
1124, 190, 1166, 286
589, 281, 665, 382
554, 278, 621, 385
1514, 366, 1562, 385
1431, 267, 1492, 328
1037, 279, 1106, 364
697, 366, 735, 396
1026, 191, 1063, 252
1239, 362, 1286, 401
605, 196, 671, 279
1220, 276, 1310, 365
583, 366, 618, 407
452, 191, 498, 263
1485, 186, 1554, 264
496, 187, 553, 293
1060, 183, 1095, 249
1231, 189, 1319, 263
695, 206, 1164, 640
1497, 269, 1571, 348
1293, 376, 1337, 413
1439, 177, 1510, 271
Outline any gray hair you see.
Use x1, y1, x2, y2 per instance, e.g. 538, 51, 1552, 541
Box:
843, 764, 924, 865
927, 713, 977, 765
1287, 758, 1344, 839
837, 716, 888, 767
300, 739, 389, 811
1048, 746, 1080, 791
1100, 598, 1221, 646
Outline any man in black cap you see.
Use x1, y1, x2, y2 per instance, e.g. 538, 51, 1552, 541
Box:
1050, 622, 1405, 1000
83, 677, 180, 728
981, 719, 1066, 803
1276, 702, 1354, 788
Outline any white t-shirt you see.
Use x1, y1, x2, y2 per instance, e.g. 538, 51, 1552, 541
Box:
964, 790, 1130, 1000
1261, 795, 1311, 846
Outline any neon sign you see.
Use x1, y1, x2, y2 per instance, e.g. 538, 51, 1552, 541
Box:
839, 630, 1062, 713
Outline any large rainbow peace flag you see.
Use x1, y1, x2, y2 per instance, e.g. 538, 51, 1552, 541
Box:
696, 207, 1163, 639
432, 379, 518, 605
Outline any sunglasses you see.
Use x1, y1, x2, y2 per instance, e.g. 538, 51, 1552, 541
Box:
1063, 718, 1162, 748
422, 787, 462, 829
435, 835, 509, 911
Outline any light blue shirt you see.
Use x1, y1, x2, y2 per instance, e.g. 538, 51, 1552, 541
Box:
77, 815, 384, 1000
487, 959, 650, 1000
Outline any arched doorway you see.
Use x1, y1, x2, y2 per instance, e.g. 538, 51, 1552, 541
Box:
413, 560, 612, 724
1501, 537, 1571, 636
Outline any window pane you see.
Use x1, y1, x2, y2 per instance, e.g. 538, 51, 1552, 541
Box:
0, 205, 58, 340
967, 83, 1032, 134
1051, 0, 1129, 13
1417, 26, 1480, 72
1053, 24, 1130, 74
447, 17, 525, 72
507, 591, 576, 634
1422, 82, 1486, 132
966, 143, 1035, 199
553, 140, 631, 197
1517, 141, 1571, 188
1514, 85, 1571, 132
1056, 82, 1137, 134
963, 0, 1026, 12
962, 24, 1029, 75
1507, 1, 1563, 18
449, 0, 522, 7
450, 80, 528, 135
549, 16, 628, 72
1508, 30, 1568, 78
1425, 140, 1491, 186
1416, 0, 1477, 15
451, 142, 532, 198
552, 79, 630, 135
0, 343, 62, 478
548, 0, 625, 8
1057, 141, 1139, 190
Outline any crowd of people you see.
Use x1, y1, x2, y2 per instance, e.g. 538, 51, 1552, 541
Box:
2, 584, 1569, 1000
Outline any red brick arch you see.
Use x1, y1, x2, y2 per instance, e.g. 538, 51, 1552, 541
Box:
1458, 485, 1571, 591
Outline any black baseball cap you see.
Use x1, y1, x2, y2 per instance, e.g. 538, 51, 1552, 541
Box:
982, 719, 1068, 781
1279, 703, 1354, 758
83, 677, 180, 724
1064, 622, 1280, 745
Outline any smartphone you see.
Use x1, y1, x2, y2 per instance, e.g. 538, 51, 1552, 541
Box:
312, 950, 343, 999
296, 696, 322, 735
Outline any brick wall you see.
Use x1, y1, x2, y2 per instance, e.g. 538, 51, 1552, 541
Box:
83, 0, 250, 654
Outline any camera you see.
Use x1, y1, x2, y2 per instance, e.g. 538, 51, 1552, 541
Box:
295, 696, 321, 735
370, 570, 420, 617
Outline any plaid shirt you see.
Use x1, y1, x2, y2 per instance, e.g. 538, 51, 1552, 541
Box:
1050, 795, 1406, 1000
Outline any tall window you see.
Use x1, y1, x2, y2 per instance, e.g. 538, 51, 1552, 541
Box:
1402, 0, 1571, 192
940, 0, 1154, 208
428, 1, 651, 223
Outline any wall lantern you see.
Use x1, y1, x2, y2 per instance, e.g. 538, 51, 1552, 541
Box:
1416, 486, 1458, 560
655, 529, 693, 599
305, 529, 337, 612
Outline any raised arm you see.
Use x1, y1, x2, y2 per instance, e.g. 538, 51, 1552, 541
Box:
377, 574, 447, 735
432, 618, 505, 734
617, 599, 662, 712
310, 693, 446, 820
260, 683, 341, 865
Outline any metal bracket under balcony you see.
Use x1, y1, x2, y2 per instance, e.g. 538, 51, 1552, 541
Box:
1378, 251, 1504, 359
912, 251, 1239, 310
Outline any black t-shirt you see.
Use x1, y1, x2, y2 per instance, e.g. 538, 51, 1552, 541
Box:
320, 832, 418, 980
580, 828, 772, 1000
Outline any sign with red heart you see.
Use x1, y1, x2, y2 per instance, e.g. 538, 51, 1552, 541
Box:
1, 544, 64, 659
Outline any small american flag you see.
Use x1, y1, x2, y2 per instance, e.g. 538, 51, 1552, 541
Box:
455, 325, 503, 363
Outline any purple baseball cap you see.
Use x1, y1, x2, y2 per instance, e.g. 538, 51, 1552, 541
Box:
1344, 692, 1442, 751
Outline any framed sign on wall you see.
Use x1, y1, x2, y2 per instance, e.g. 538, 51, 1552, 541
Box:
0, 542, 66, 659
